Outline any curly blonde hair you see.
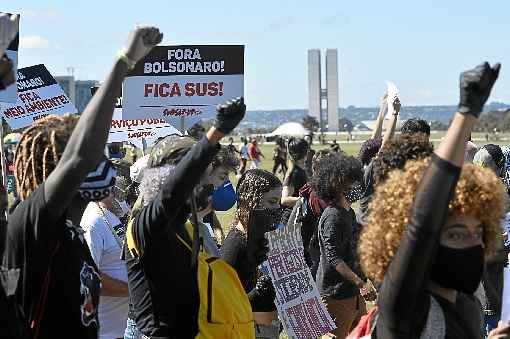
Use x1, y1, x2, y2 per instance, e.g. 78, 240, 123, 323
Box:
359, 157, 507, 283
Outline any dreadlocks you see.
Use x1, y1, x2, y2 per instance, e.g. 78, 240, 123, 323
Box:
234, 169, 282, 228
15, 114, 78, 200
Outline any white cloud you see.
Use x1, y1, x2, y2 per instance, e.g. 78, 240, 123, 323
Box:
15, 8, 59, 21
416, 89, 433, 98
20, 35, 50, 49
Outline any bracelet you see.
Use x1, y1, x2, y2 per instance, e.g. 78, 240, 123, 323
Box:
117, 50, 137, 70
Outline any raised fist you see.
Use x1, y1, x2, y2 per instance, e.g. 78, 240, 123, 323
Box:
124, 25, 163, 64
0, 13, 19, 57
214, 97, 246, 135
458, 62, 501, 118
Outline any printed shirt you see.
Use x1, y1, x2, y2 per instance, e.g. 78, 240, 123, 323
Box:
3, 183, 100, 339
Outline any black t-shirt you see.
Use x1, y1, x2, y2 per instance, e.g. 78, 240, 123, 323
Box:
283, 165, 308, 198
125, 137, 219, 339
221, 228, 256, 293
376, 155, 484, 339
221, 227, 275, 312
317, 205, 358, 300
358, 160, 375, 224
3, 184, 100, 339
282, 165, 308, 225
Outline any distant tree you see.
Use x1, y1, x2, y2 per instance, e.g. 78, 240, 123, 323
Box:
429, 120, 448, 131
302, 116, 319, 134
338, 118, 353, 132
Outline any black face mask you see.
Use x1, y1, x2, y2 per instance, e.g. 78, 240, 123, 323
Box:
430, 244, 484, 294
345, 182, 364, 204
266, 207, 283, 230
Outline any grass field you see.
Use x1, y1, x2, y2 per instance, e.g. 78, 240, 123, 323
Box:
216, 132, 510, 231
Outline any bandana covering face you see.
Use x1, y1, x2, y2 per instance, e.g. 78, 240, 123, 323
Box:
212, 180, 236, 211
345, 182, 364, 204
78, 158, 116, 201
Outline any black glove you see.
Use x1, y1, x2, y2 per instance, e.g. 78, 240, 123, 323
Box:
247, 237, 269, 267
458, 62, 501, 118
214, 97, 246, 135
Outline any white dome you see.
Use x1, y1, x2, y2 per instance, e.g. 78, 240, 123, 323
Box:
267, 122, 309, 137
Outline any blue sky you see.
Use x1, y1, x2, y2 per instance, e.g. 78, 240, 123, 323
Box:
7, 0, 510, 110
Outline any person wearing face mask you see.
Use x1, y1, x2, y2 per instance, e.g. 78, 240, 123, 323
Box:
280, 137, 309, 226
81, 171, 132, 339
357, 62, 510, 339
312, 152, 373, 338
2, 25, 162, 339
124, 98, 252, 339
221, 169, 283, 339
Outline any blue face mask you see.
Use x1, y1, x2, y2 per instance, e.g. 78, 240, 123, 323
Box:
212, 180, 237, 211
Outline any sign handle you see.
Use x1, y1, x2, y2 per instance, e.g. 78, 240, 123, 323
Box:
141, 138, 147, 156
180, 116, 186, 134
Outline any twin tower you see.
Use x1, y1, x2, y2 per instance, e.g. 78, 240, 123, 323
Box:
307, 49, 339, 132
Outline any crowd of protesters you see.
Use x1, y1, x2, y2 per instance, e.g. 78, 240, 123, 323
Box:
1, 13, 510, 339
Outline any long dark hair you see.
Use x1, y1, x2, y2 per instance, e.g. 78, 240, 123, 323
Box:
234, 169, 282, 227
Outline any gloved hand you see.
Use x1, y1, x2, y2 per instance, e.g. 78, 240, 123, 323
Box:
458, 62, 501, 118
124, 25, 163, 64
214, 97, 246, 135
254, 275, 276, 301
247, 237, 269, 267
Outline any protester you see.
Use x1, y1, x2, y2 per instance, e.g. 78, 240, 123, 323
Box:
311, 152, 374, 338
401, 117, 431, 139
248, 138, 264, 169
81, 188, 129, 339
472, 143, 509, 334
358, 62, 510, 339
239, 137, 249, 175
272, 137, 288, 176
357, 95, 401, 224
124, 98, 255, 338
221, 169, 283, 339
2, 26, 162, 339
227, 137, 240, 155
288, 149, 331, 277
280, 137, 309, 225
330, 139, 340, 152
465, 140, 479, 163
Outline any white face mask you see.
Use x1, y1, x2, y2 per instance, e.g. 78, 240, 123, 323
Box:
116, 200, 130, 217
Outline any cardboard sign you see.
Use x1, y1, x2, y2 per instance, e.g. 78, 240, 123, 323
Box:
108, 108, 181, 143
122, 45, 244, 128
0, 64, 77, 129
0, 12, 19, 103
264, 220, 336, 338
90, 86, 182, 143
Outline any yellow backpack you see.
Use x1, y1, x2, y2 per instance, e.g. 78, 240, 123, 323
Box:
126, 220, 255, 339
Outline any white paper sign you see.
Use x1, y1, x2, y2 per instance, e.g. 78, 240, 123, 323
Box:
122, 45, 244, 128
0, 12, 19, 103
264, 221, 336, 338
108, 108, 181, 143
0, 64, 77, 129
501, 267, 510, 321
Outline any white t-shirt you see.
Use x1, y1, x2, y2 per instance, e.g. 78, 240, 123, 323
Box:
240, 144, 248, 159
81, 203, 129, 339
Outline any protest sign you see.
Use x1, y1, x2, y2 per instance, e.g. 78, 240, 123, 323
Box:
90, 86, 182, 144
0, 12, 19, 103
264, 217, 336, 338
108, 108, 181, 143
0, 64, 77, 129
122, 45, 244, 129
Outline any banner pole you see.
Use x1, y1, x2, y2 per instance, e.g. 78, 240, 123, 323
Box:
141, 138, 147, 156
180, 116, 185, 134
